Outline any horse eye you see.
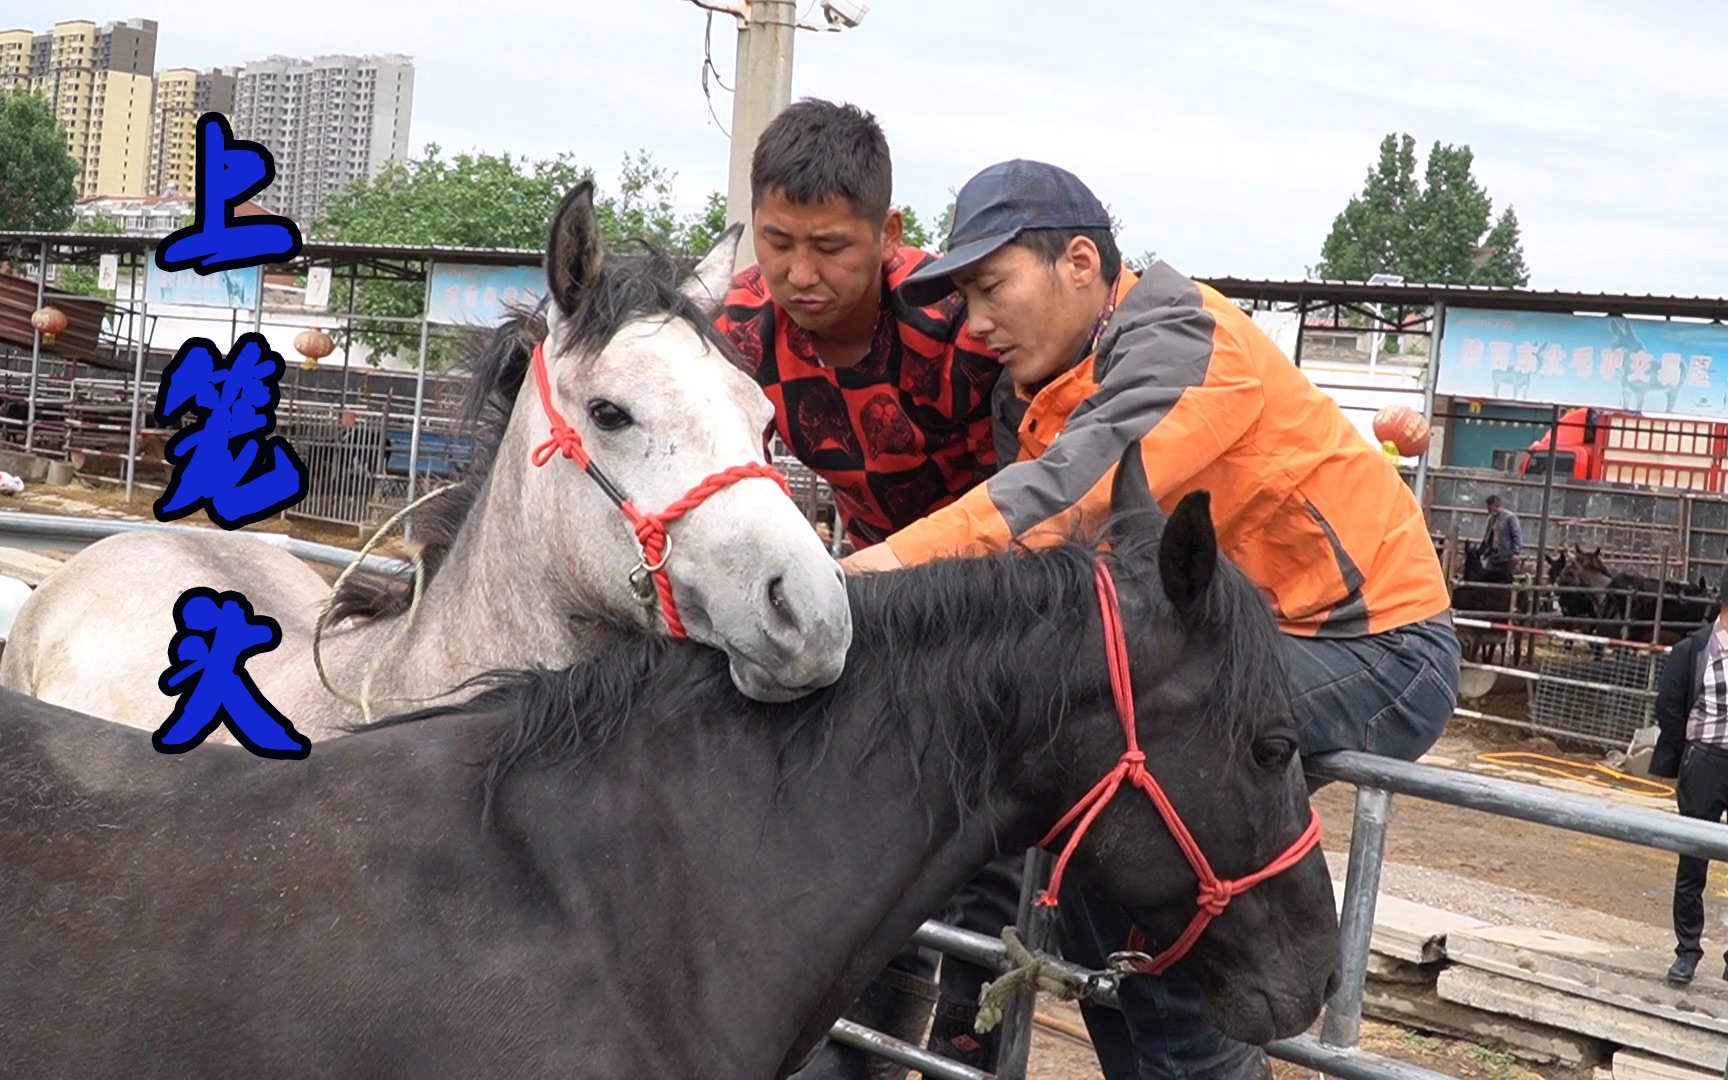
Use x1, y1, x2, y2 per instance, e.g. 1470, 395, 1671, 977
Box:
587, 400, 633, 431
1252, 737, 1295, 770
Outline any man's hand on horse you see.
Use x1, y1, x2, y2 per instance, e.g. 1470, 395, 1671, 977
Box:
841, 543, 903, 574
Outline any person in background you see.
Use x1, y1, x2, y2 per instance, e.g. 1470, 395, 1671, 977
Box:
1650, 574, 1728, 987
712, 97, 1022, 1078
1481, 494, 1523, 579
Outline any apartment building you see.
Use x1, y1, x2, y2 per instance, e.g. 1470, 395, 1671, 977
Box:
149, 66, 237, 196
0, 18, 157, 198
234, 53, 414, 227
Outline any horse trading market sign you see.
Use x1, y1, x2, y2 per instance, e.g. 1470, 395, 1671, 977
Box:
1436, 306, 1728, 420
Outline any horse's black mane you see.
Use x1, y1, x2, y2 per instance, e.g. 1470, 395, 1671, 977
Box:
362, 514, 1293, 827
327, 243, 737, 625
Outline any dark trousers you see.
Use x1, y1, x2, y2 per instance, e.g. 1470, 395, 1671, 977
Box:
887, 851, 1024, 1040
1675, 741, 1728, 961
1062, 615, 1461, 1080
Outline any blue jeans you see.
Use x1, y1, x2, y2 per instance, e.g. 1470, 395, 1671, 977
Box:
1059, 614, 1461, 1080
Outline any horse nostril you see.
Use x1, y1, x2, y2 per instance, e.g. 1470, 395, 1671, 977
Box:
768, 575, 790, 616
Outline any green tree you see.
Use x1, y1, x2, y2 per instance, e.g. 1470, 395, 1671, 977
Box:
900, 206, 934, 252
0, 92, 79, 231
1316, 133, 1529, 287
1404, 143, 1492, 283
680, 190, 730, 256
1317, 133, 1419, 282
1477, 206, 1530, 287
315, 146, 725, 368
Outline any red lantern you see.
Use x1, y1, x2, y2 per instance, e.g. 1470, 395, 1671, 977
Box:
31, 305, 67, 346
294, 327, 335, 371
1373, 404, 1432, 458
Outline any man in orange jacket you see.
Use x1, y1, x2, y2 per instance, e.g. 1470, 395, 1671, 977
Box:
850, 159, 1461, 1080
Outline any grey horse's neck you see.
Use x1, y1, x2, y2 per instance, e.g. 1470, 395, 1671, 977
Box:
324, 430, 630, 724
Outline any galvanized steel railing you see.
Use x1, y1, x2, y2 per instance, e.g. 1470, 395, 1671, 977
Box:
837, 750, 1728, 1080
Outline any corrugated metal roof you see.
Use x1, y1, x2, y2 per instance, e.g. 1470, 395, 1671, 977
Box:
0, 231, 545, 267
1200, 276, 1728, 321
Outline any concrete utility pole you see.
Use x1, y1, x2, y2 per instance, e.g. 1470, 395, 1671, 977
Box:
724, 0, 796, 271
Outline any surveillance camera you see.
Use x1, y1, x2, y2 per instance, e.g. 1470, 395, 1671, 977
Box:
821, 0, 868, 29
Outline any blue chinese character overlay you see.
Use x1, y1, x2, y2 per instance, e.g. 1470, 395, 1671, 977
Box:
155, 588, 310, 760
153, 332, 310, 530
156, 112, 302, 275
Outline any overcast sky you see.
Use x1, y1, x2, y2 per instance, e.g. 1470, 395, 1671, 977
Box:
28, 0, 1728, 297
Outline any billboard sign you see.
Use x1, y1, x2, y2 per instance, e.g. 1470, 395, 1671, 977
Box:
1436, 306, 1728, 419
143, 252, 262, 310
426, 263, 544, 326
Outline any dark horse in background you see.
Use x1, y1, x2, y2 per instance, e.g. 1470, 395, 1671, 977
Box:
1546, 546, 1612, 635
1546, 544, 1714, 648
1450, 540, 1519, 664
1601, 568, 1718, 645
0, 451, 1340, 1079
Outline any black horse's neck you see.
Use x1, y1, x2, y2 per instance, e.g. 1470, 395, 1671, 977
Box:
496, 683, 1061, 1078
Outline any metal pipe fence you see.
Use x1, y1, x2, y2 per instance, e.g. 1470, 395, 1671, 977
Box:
834, 750, 1728, 1080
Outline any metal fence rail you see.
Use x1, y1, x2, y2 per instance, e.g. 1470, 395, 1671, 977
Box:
839, 750, 1728, 1080
0, 508, 408, 574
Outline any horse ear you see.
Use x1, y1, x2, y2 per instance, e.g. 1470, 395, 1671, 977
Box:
546, 180, 604, 318
1159, 490, 1217, 624
1107, 439, 1163, 543
680, 223, 743, 317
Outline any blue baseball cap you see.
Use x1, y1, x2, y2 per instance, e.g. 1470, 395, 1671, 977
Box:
901, 159, 1113, 306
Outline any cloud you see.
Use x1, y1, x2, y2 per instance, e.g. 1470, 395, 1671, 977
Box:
35, 0, 1726, 296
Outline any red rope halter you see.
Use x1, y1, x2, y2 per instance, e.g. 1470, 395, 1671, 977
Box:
1035, 561, 1323, 975
528, 342, 790, 638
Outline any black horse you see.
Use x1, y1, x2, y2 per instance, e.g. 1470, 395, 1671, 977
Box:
1451, 540, 1517, 664
1601, 570, 1718, 645
0, 451, 1340, 1079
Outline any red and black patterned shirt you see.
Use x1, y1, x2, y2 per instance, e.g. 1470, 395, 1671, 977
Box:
715, 247, 1004, 548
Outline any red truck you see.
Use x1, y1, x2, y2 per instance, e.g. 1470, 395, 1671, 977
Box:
1520, 407, 1728, 492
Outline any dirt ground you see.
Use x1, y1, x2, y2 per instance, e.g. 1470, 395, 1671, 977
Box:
1, 483, 1705, 1079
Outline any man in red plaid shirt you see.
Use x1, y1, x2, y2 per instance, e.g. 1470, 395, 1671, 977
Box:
714, 99, 1006, 553
713, 97, 1017, 1078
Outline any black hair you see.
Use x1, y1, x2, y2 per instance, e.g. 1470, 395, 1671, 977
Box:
750, 98, 892, 225
1011, 227, 1123, 283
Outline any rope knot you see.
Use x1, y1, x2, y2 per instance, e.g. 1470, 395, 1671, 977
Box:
1197, 880, 1232, 916
531, 427, 576, 467
1120, 749, 1146, 766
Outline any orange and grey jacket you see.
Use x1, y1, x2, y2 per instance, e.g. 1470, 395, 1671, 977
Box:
882, 262, 1451, 638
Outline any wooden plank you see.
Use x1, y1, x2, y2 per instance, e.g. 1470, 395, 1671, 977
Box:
1447, 925, 1728, 1036
0, 545, 65, 586
1437, 967, 1728, 1071
1613, 1048, 1722, 1080
1364, 980, 1608, 1067
1333, 879, 1491, 963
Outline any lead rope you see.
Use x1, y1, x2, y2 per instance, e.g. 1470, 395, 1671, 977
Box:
312, 481, 460, 726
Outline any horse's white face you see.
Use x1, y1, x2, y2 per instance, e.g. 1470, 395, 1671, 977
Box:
523, 183, 852, 702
